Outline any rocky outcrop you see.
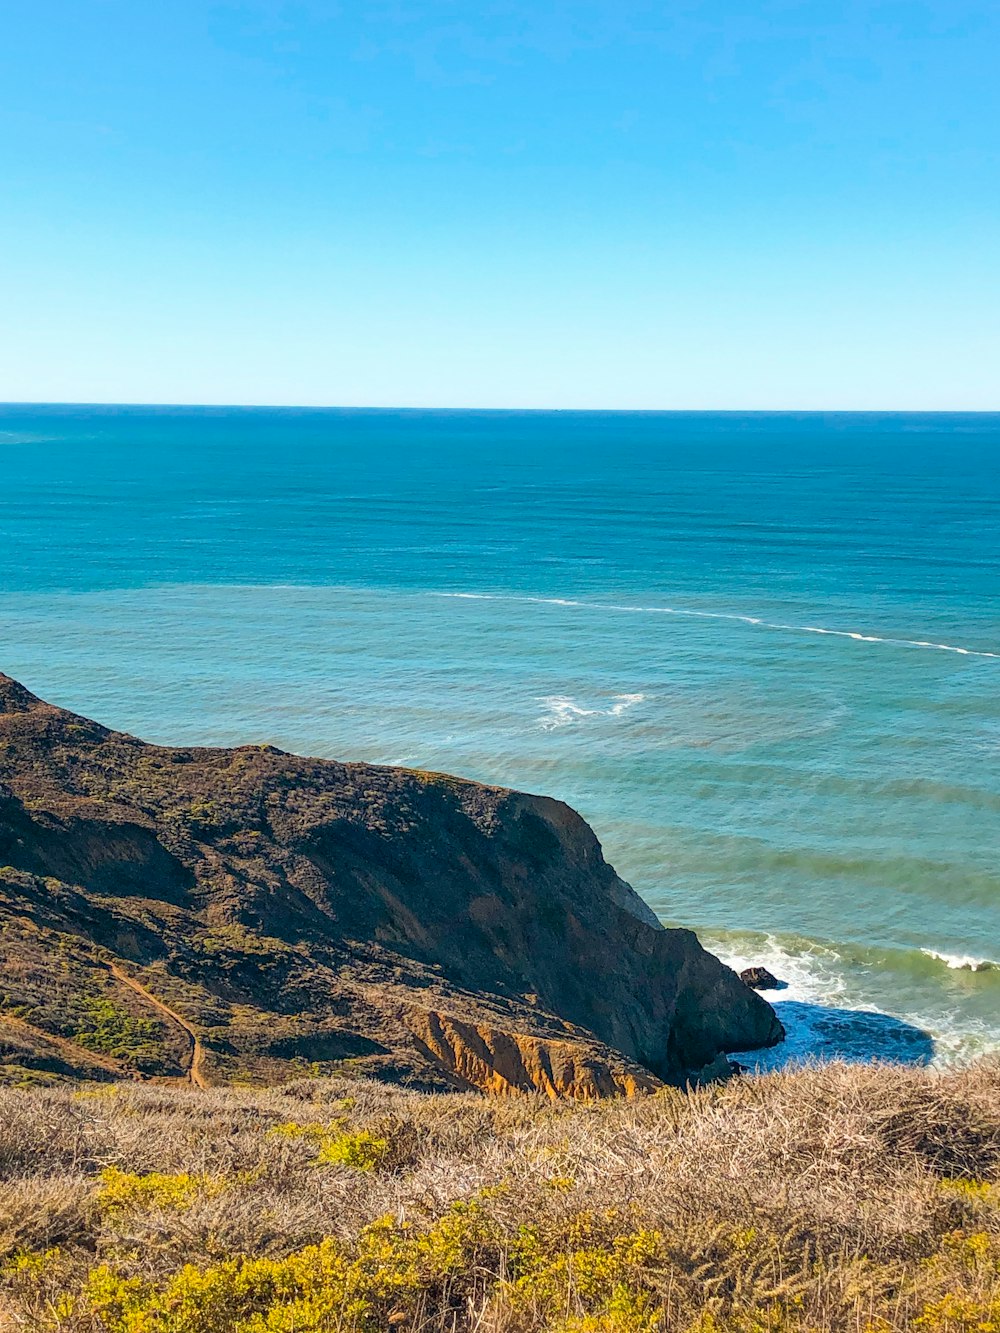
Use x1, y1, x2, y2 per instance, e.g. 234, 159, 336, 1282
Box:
406, 1008, 660, 1099
0, 673, 782, 1094
741, 967, 781, 991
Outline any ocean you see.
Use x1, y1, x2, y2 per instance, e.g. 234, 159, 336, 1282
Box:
2, 405, 998, 1067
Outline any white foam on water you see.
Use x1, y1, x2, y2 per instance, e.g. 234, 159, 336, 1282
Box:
699, 933, 958, 1071
921, 948, 1000, 973
537, 692, 645, 730
436, 592, 1000, 660
711, 934, 844, 1007
608, 693, 645, 716
537, 697, 598, 729
699, 933, 1000, 1071
699, 933, 855, 1070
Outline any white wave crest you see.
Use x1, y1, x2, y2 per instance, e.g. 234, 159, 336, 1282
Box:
704, 933, 859, 1070
921, 949, 999, 973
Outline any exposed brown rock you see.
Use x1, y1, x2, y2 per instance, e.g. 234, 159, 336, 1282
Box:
0, 673, 782, 1094
406, 1006, 660, 1099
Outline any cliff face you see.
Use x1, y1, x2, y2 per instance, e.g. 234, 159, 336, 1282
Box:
0, 674, 781, 1094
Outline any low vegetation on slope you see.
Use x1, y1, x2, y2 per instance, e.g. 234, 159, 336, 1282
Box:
3, 1061, 1000, 1331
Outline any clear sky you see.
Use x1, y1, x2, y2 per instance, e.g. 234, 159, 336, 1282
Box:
2, 1, 998, 409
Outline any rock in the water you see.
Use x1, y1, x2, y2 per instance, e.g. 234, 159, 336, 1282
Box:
0, 672, 784, 1095
740, 966, 781, 991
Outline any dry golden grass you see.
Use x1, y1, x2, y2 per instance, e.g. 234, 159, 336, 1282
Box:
3, 1061, 1000, 1331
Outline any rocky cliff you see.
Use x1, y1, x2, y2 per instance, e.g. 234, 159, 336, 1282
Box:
0, 673, 782, 1094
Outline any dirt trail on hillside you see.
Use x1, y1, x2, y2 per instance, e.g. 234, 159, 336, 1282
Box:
0, 1009, 128, 1078
107, 962, 210, 1090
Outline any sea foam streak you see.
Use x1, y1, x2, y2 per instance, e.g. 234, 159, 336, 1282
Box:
437, 593, 1000, 659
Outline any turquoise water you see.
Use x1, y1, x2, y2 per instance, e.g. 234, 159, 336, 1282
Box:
2, 406, 999, 1065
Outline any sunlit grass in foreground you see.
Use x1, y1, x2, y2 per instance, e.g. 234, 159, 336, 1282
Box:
3, 1061, 1000, 1330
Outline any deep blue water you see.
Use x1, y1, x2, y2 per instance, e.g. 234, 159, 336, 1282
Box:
2, 406, 999, 1065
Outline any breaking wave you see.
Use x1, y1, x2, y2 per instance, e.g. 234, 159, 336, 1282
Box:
695, 929, 1000, 1071
921, 949, 1000, 973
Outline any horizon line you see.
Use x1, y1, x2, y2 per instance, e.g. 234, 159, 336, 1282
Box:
3, 401, 999, 416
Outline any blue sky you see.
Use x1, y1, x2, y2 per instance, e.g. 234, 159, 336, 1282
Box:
2, 1, 998, 408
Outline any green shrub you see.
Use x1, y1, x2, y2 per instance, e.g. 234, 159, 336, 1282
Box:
73, 997, 160, 1061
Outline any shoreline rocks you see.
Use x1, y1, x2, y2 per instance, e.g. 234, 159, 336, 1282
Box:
741, 966, 782, 991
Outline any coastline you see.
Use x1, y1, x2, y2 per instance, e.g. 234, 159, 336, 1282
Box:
2, 407, 999, 1077
701, 927, 1000, 1071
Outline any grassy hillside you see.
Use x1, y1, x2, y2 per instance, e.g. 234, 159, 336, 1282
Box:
3, 1061, 1000, 1331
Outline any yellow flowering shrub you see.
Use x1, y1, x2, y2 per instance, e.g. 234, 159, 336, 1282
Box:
940, 1179, 993, 1202
268, 1120, 395, 1171
545, 1175, 577, 1192
551, 1284, 664, 1332
97, 1167, 228, 1214
501, 1214, 665, 1331
939, 1229, 998, 1271
316, 1128, 391, 1171
915, 1293, 1000, 1332
2, 1247, 61, 1278
907, 1230, 1000, 1332
267, 1120, 330, 1140
84, 1200, 501, 1332
72, 1084, 120, 1101
685, 1316, 724, 1333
